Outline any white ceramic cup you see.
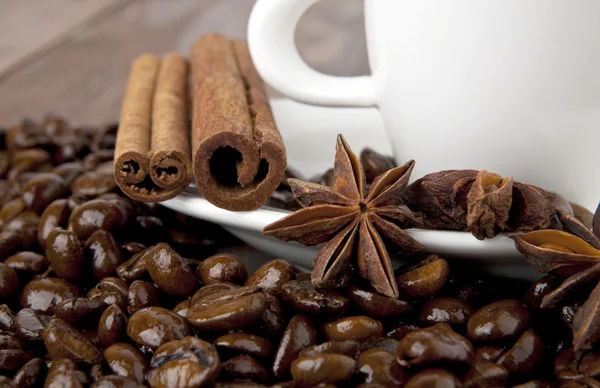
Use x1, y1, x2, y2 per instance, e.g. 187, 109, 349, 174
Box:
248, 0, 600, 211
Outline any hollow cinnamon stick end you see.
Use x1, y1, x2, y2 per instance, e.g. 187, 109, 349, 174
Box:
149, 150, 193, 190
114, 151, 150, 185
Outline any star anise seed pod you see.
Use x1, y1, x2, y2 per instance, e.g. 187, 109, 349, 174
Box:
262, 134, 424, 298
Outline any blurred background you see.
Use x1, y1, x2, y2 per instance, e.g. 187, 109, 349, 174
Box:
0, 0, 367, 126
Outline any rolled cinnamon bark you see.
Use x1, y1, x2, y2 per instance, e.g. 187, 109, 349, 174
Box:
190, 34, 286, 211
114, 53, 192, 202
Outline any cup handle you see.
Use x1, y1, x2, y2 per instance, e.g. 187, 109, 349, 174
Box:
248, 0, 376, 107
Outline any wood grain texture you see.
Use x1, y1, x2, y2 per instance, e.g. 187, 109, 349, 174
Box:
0, 0, 367, 126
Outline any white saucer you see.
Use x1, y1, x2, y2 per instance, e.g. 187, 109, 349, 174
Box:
161, 99, 541, 281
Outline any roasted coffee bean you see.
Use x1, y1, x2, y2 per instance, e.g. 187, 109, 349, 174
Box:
146, 243, 198, 297
281, 280, 349, 317
257, 291, 285, 334
90, 375, 146, 388
497, 330, 544, 375
357, 349, 407, 387
82, 150, 114, 171
0, 232, 22, 260
20, 277, 79, 314
5, 251, 49, 275
397, 323, 474, 366
0, 198, 26, 225
187, 287, 267, 331
272, 314, 317, 379
395, 254, 449, 298
71, 171, 117, 198
215, 382, 269, 388
468, 299, 530, 341
43, 318, 103, 364
290, 354, 356, 385
300, 340, 360, 359
15, 308, 51, 341
196, 253, 247, 285
116, 248, 150, 282
246, 259, 295, 295
0, 305, 16, 332
45, 228, 85, 280
104, 343, 147, 383
473, 345, 506, 362
405, 368, 461, 388
562, 303, 580, 329
87, 277, 129, 299
98, 305, 128, 349
386, 323, 420, 341
44, 359, 89, 387
323, 316, 383, 342
221, 355, 269, 382
86, 230, 122, 279
0, 152, 8, 179
13, 358, 47, 388
190, 282, 239, 306
359, 337, 400, 354
173, 300, 190, 318
127, 280, 159, 314
54, 297, 107, 325
215, 332, 273, 358
126, 307, 191, 349
347, 284, 411, 319
53, 161, 85, 186
523, 275, 562, 309
0, 262, 18, 299
463, 361, 509, 388
68, 199, 123, 240
20, 173, 69, 214
121, 242, 146, 259
0, 345, 32, 372
146, 336, 220, 388
419, 296, 473, 326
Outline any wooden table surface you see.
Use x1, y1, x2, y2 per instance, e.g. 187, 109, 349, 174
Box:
0, 0, 368, 126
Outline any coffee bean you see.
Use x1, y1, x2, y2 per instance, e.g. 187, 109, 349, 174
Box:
45, 228, 85, 280
464, 361, 509, 388
259, 292, 285, 334
87, 277, 129, 299
54, 297, 107, 325
146, 336, 220, 388
121, 242, 146, 259
20, 278, 79, 314
90, 364, 104, 382
0, 345, 32, 372
71, 171, 117, 198
523, 275, 562, 309
44, 359, 89, 387
13, 358, 47, 388
190, 282, 239, 306
104, 343, 147, 383
0, 263, 18, 299
272, 314, 317, 379
405, 369, 461, 388
397, 323, 474, 366
215, 332, 273, 358
359, 337, 400, 354
215, 382, 269, 388
473, 345, 506, 362
347, 284, 411, 319
82, 151, 113, 171
127, 280, 160, 314
173, 300, 190, 318
323, 316, 383, 342
300, 340, 359, 359
20, 173, 69, 214
0, 198, 26, 225
196, 253, 247, 285
281, 280, 348, 317
15, 308, 51, 341
116, 248, 150, 282
68, 199, 123, 240
221, 355, 269, 382
0, 305, 16, 332
419, 296, 473, 327
5, 251, 49, 275
38, 199, 70, 253
43, 318, 103, 364
468, 299, 530, 341
98, 305, 128, 349
395, 255, 449, 298
127, 307, 191, 349
357, 349, 407, 387
246, 259, 295, 295
90, 375, 146, 388
497, 330, 544, 375
386, 323, 420, 341
53, 161, 85, 186
146, 243, 198, 297
290, 354, 356, 385
86, 230, 122, 279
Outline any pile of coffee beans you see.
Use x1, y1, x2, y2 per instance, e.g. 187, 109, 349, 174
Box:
0, 116, 594, 387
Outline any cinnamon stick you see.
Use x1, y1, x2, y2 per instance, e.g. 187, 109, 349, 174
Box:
114, 53, 192, 202
190, 34, 286, 211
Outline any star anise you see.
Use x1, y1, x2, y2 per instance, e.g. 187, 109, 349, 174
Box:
262, 134, 424, 298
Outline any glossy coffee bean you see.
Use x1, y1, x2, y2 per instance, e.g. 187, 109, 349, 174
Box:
5, 251, 49, 275
196, 253, 247, 285
419, 296, 473, 327
44, 359, 89, 387
98, 305, 128, 349
127, 307, 191, 349
395, 255, 449, 298
15, 308, 51, 341
405, 369, 461, 388
43, 318, 103, 364
53, 161, 85, 186
173, 300, 190, 318
272, 314, 317, 379
146, 243, 198, 297
357, 349, 407, 387
86, 230, 122, 279
359, 337, 400, 354
246, 259, 295, 294
347, 284, 411, 319
281, 280, 349, 317
397, 323, 474, 366
54, 297, 107, 325
104, 343, 147, 383
523, 275, 562, 309
20, 277, 79, 314
215, 332, 273, 358
386, 323, 420, 341
463, 361, 509, 388
323, 316, 383, 342
13, 358, 47, 388
87, 277, 129, 299
0, 346, 31, 372
20, 173, 69, 214
90, 375, 146, 388
147, 336, 220, 388
0, 198, 26, 225
128, 280, 159, 314
473, 345, 506, 362
0, 262, 18, 299
71, 170, 117, 198
190, 282, 239, 306
68, 199, 123, 240
187, 287, 267, 331
116, 248, 150, 281
300, 340, 360, 359
258, 291, 285, 334
38, 199, 71, 252
468, 299, 530, 341
82, 150, 114, 171
45, 228, 85, 280
221, 355, 269, 382
121, 242, 146, 259
290, 354, 356, 385
215, 382, 269, 388
497, 330, 544, 375
0, 305, 16, 332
